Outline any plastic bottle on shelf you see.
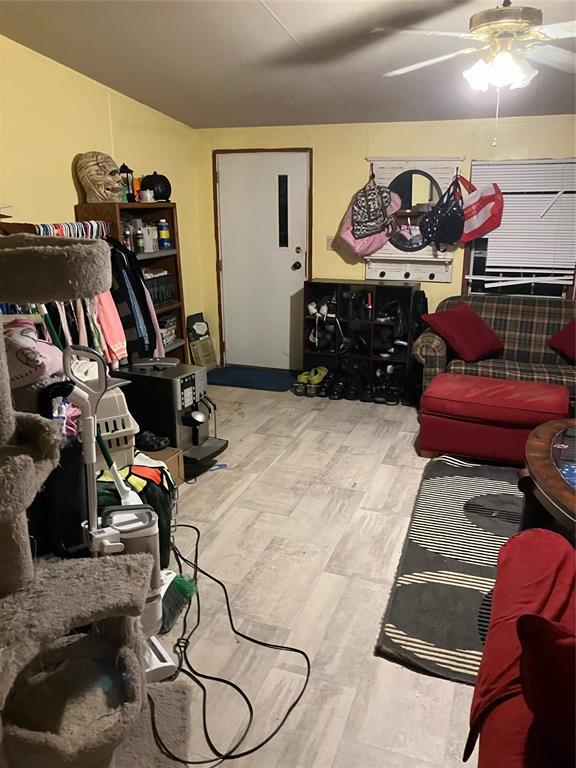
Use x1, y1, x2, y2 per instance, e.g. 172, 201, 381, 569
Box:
122, 226, 133, 251
135, 229, 145, 253
157, 219, 172, 250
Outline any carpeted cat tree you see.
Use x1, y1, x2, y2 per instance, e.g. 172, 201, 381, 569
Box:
0, 234, 155, 768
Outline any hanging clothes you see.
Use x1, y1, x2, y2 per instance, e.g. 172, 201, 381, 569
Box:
34, 221, 110, 239
30, 221, 130, 369
93, 291, 128, 367
74, 299, 88, 347
108, 238, 158, 360
122, 269, 149, 346
51, 302, 74, 346
65, 302, 81, 344
27, 224, 162, 364
84, 298, 106, 359
142, 284, 165, 358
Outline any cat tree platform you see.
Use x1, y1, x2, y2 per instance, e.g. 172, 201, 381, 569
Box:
0, 554, 153, 768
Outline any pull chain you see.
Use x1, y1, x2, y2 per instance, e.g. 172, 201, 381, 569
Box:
493, 87, 501, 148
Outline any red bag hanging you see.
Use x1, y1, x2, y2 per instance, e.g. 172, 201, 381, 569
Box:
458, 175, 504, 243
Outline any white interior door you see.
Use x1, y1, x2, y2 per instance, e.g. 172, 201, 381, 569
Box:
217, 151, 309, 369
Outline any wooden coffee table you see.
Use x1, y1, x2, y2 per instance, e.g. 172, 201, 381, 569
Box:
520, 418, 576, 536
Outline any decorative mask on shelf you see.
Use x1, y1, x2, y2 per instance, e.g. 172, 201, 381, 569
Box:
75, 151, 123, 203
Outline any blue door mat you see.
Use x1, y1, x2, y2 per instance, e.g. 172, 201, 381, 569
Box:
207, 365, 295, 392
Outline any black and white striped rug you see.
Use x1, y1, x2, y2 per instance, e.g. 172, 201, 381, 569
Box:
375, 456, 523, 685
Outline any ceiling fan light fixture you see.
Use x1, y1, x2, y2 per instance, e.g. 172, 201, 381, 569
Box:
463, 49, 540, 91
489, 50, 524, 86
463, 58, 491, 90
509, 55, 539, 89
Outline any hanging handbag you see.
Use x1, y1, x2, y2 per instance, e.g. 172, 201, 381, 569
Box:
338, 191, 401, 259
338, 205, 391, 259
352, 178, 393, 239
419, 176, 464, 251
458, 175, 504, 243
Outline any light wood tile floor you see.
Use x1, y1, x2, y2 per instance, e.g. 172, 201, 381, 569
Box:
167, 385, 476, 768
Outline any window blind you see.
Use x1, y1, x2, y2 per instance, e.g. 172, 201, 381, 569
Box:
469, 159, 576, 290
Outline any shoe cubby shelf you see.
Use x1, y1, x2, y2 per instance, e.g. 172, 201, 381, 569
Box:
303, 279, 420, 385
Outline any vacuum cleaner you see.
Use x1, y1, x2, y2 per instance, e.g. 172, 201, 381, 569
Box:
62, 345, 177, 683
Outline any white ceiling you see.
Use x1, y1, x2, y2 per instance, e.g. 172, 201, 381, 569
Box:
1, 0, 574, 128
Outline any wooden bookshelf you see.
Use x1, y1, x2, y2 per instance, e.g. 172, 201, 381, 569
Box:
75, 202, 188, 362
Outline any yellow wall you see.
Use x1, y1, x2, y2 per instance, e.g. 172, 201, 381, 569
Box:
0, 35, 201, 314
196, 115, 576, 349
1, 35, 574, 357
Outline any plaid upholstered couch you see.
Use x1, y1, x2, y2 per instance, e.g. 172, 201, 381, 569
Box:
413, 294, 576, 398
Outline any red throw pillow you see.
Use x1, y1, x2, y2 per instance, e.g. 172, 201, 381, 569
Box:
422, 301, 504, 362
517, 613, 576, 761
548, 319, 575, 364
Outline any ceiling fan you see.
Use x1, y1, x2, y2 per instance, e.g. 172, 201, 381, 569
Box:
383, 1, 576, 91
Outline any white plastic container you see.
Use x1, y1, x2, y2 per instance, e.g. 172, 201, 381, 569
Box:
96, 388, 139, 470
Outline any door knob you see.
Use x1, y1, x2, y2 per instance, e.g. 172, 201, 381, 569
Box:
291, 261, 302, 270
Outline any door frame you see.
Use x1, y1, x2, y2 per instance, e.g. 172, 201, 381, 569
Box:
212, 148, 313, 364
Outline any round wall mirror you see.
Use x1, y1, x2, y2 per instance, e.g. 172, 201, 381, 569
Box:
388, 169, 443, 252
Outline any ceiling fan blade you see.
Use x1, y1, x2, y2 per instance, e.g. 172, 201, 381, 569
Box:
373, 27, 478, 40
525, 44, 576, 73
383, 47, 480, 78
535, 20, 576, 40
265, 0, 474, 66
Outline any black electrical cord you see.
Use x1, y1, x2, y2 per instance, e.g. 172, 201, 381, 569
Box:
148, 523, 311, 764
172, 537, 311, 759
150, 539, 253, 766
170, 543, 255, 760
174, 538, 312, 756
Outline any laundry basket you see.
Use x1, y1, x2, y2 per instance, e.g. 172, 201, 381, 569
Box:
96, 389, 138, 471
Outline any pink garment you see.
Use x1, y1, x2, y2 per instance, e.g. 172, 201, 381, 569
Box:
142, 284, 165, 358
94, 291, 128, 366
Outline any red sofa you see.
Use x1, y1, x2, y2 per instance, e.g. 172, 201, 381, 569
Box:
464, 529, 575, 767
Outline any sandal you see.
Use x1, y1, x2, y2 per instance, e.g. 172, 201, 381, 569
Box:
309, 366, 328, 384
